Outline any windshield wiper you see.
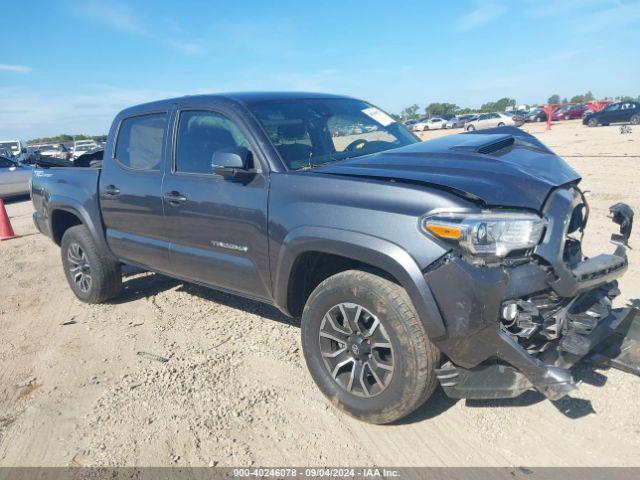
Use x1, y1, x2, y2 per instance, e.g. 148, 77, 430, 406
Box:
298, 151, 336, 171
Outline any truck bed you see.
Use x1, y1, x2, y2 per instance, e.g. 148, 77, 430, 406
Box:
31, 166, 104, 246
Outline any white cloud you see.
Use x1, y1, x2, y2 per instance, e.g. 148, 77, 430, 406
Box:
0, 64, 32, 74
73, 1, 202, 54
0, 86, 180, 139
523, 0, 640, 33
524, 0, 617, 18
575, 0, 640, 32
455, 0, 507, 31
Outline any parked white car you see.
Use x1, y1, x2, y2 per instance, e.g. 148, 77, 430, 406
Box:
465, 112, 524, 131
72, 144, 97, 159
39, 143, 71, 160
0, 139, 26, 157
445, 114, 477, 129
73, 139, 97, 150
412, 117, 447, 131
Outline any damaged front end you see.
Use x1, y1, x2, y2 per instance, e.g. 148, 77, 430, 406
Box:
424, 186, 638, 401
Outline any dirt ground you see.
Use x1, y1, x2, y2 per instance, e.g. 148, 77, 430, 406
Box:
1, 120, 639, 467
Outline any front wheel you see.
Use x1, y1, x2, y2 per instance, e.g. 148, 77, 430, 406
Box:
301, 270, 440, 424
630, 114, 640, 125
588, 117, 599, 127
61, 225, 122, 303
466, 125, 475, 131
497, 122, 505, 127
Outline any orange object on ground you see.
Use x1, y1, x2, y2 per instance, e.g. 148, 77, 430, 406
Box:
0, 199, 18, 241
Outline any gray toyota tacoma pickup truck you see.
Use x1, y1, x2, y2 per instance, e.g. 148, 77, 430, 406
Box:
31, 92, 639, 424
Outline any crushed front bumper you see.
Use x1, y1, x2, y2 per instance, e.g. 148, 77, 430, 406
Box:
436, 306, 639, 400
426, 188, 636, 401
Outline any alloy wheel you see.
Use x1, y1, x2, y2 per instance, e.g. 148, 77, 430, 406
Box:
67, 242, 92, 292
318, 302, 394, 398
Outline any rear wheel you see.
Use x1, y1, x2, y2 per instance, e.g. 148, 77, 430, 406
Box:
466, 124, 475, 131
61, 225, 122, 303
630, 114, 640, 125
535, 116, 542, 122
301, 270, 440, 424
497, 122, 505, 127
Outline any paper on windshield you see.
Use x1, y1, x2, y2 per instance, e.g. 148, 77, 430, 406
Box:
362, 107, 395, 127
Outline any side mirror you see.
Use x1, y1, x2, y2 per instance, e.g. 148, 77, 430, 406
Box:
211, 146, 254, 179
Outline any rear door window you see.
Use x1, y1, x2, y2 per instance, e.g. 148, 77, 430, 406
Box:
115, 113, 167, 171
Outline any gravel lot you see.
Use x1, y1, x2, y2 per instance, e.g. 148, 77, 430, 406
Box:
1, 120, 639, 467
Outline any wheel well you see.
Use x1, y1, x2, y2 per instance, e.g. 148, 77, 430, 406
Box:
51, 210, 83, 245
286, 251, 399, 317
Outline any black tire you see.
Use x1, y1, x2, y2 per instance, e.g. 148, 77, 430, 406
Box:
631, 115, 640, 125
497, 122, 505, 127
301, 270, 440, 424
466, 124, 475, 131
588, 117, 598, 127
61, 225, 122, 303
423, 125, 429, 131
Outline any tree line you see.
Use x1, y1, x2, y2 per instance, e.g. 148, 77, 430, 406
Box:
28, 134, 107, 145
396, 91, 640, 120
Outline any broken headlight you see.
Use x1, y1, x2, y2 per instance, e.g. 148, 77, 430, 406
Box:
421, 211, 546, 264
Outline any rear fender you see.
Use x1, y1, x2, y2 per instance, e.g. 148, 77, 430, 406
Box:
47, 195, 115, 259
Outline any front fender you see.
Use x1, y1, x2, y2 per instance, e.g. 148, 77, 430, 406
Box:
273, 226, 447, 339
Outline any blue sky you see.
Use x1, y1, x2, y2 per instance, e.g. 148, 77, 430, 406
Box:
1, 0, 639, 138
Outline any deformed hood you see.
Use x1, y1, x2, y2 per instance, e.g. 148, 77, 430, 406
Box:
317, 127, 580, 211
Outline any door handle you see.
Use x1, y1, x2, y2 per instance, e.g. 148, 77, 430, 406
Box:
103, 185, 120, 196
163, 191, 187, 204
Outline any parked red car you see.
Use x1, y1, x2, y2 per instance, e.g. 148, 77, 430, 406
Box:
552, 104, 588, 121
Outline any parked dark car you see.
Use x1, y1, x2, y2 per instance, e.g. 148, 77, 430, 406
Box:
552, 104, 588, 121
20, 147, 41, 165
583, 101, 640, 127
31, 92, 638, 424
0, 147, 14, 160
525, 108, 547, 122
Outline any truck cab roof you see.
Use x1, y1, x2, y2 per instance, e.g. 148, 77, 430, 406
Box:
118, 92, 355, 116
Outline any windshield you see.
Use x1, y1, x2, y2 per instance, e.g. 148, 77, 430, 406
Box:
248, 98, 418, 170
